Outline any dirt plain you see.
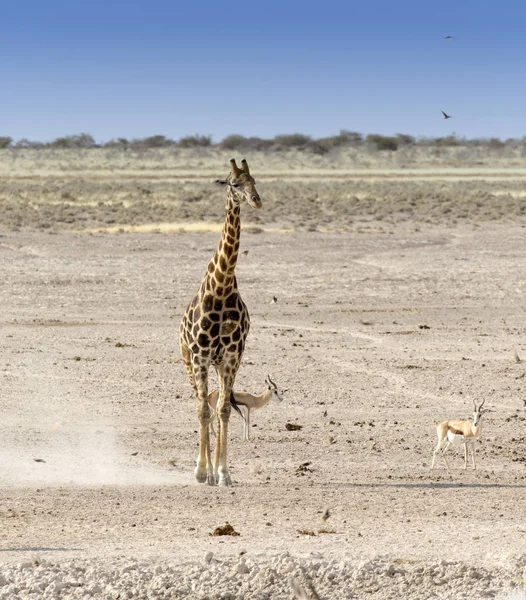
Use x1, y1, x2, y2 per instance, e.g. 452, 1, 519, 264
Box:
0, 148, 525, 599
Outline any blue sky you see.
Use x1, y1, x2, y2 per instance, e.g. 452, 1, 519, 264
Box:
2, 0, 526, 142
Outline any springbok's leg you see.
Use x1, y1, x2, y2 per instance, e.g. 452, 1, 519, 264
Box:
471, 442, 476, 469
239, 406, 248, 441
246, 408, 251, 441
441, 441, 451, 469
463, 442, 469, 470
431, 439, 443, 469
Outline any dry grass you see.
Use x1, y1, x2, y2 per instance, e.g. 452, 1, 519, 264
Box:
0, 148, 525, 232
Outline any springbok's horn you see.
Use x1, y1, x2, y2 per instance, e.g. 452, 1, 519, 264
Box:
473, 398, 477, 411
230, 158, 241, 176
267, 374, 277, 388
241, 158, 250, 175
479, 399, 486, 410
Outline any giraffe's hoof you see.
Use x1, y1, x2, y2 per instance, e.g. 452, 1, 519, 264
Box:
195, 467, 208, 484
207, 474, 217, 486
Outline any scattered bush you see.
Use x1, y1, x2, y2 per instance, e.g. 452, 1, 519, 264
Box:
307, 140, 332, 155
308, 130, 364, 154
15, 138, 44, 149
1, 131, 522, 153
339, 130, 363, 146
51, 133, 97, 149
488, 137, 505, 149
220, 135, 248, 150
395, 133, 415, 146
104, 138, 130, 148
366, 134, 399, 151
273, 133, 312, 149
130, 135, 175, 149
243, 137, 274, 151
177, 135, 212, 148
434, 135, 459, 147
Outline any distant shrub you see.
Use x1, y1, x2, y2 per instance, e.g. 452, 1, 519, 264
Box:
488, 137, 505, 149
308, 130, 363, 154
434, 135, 458, 147
3, 131, 523, 153
177, 135, 212, 148
466, 137, 498, 147
366, 134, 399, 151
15, 138, 44, 149
415, 137, 434, 147
307, 140, 332, 155
395, 133, 415, 146
104, 137, 130, 148
243, 137, 274, 151
336, 130, 363, 145
219, 134, 274, 151
130, 135, 175, 149
273, 133, 312, 149
220, 135, 248, 150
51, 133, 97, 148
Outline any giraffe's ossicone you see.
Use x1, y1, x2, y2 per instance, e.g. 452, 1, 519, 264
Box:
179, 158, 262, 486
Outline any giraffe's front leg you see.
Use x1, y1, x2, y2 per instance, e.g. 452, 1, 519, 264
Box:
194, 370, 215, 485
214, 371, 234, 487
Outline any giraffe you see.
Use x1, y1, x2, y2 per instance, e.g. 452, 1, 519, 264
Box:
179, 158, 262, 486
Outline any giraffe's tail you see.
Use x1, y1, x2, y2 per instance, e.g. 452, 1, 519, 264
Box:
230, 392, 246, 421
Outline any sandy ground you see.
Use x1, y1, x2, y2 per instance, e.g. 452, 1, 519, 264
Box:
1, 151, 526, 598
0, 223, 525, 598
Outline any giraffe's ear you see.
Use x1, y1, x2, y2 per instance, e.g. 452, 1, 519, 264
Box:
214, 179, 228, 186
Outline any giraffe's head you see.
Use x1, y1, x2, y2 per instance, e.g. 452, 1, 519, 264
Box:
215, 158, 262, 209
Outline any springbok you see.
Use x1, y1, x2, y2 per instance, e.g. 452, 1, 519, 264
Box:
208, 375, 283, 441
431, 400, 488, 470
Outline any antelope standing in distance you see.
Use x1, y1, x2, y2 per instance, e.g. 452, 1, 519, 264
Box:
431, 400, 488, 470
208, 375, 283, 441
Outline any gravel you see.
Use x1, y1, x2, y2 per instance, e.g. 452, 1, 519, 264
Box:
1, 553, 526, 600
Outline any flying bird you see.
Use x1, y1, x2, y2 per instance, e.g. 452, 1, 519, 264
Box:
444, 35, 455, 39
322, 508, 331, 522
441, 110, 453, 119
271, 295, 278, 304
241, 250, 249, 256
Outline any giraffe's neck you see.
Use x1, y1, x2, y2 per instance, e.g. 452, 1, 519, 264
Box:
203, 189, 241, 293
